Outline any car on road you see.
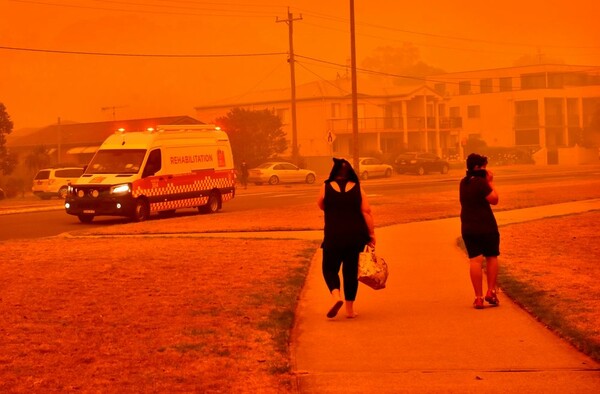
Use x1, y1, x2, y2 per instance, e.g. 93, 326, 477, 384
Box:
248, 162, 316, 185
357, 157, 393, 180
32, 167, 84, 199
394, 152, 449, 175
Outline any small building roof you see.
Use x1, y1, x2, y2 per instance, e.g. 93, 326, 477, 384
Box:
8, 115, 202, 148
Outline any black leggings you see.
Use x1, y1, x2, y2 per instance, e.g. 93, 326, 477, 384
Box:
322, 246, 362, 301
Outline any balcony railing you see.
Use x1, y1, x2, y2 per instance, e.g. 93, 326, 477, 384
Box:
327, 116, 462, 133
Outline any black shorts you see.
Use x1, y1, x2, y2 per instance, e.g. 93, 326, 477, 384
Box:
462, 233, 500, 259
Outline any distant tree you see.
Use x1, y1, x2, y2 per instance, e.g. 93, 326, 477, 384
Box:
25, 145, 52, 173
216, 108, 287, 167
0, 102, 16, 175
361, 44, 445, 85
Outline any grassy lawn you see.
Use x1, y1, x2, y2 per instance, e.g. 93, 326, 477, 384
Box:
499, 211, 600, 361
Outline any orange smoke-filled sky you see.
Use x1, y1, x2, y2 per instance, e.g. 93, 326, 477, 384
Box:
1, 0, 599, 129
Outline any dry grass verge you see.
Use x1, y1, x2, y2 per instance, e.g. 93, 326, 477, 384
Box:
499, 211, 600, 361
0, 237, 319, 392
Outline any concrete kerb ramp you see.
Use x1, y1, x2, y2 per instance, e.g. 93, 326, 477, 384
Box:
291, 200, 600, 393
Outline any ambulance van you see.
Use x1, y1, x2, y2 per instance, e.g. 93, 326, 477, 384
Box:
65, 124, 236, 223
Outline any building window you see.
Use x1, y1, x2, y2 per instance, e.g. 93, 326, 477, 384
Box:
480, 78, 493, 93
547, 72, 564, 89
467, 105, 481, 119
499, 77, 513, 92
459, 81, 471, 95
521, 73, 546, 89
515, 100, 539, 129
438, 103, 446, 117
449, 107, 460, 117
567, 98, 580, 126
434, 83, 446, 95
331, 103, 341, 118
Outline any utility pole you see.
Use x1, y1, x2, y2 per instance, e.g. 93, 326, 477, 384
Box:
277, 8, 302, 166
57, 117, 61, 165
350, 0, 359, 171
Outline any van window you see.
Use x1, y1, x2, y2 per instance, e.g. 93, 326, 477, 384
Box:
34, 170, 50, 180
86, 149, 146, 174
143, 149, 162, 178
55, 168, 83, 178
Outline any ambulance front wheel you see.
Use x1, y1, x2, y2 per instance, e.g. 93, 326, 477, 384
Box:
132, 198, 150, 222
78, 214, 94, 223
199, 192, 220, 214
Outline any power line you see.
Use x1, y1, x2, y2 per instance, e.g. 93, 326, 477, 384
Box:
8, 0, 281, 17
3, 43, 597, 89
295, 54, 600, 89
301, 21, 528, 57
296, 8, 600, 50
0, 45, 287, 58
10, 1, 598, 55
93, 0, 282, 15
200, 62, 286, 106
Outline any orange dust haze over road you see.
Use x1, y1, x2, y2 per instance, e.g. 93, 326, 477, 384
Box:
1, 0, 599, 129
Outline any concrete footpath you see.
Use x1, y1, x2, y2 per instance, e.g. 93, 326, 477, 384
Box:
290, 199, 600, 393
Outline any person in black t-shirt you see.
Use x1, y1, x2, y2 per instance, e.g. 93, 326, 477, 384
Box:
317, 158, 376, 318
459, 153, 500, 309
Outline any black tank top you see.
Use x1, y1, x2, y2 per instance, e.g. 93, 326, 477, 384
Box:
322, 181, 370, 250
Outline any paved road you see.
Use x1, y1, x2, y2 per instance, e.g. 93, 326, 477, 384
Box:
2, 164, 600, 241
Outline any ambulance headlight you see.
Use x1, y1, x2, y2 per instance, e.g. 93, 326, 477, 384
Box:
110, 183, 131, 195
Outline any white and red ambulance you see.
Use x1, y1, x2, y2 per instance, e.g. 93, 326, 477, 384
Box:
65, 124, 236, 223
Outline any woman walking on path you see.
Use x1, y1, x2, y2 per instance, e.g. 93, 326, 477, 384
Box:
317, 158, 376, 318
459, 153, 500, 309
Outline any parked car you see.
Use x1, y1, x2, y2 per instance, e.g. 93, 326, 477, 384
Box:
32, 167, 84, 199
357, 157, 393, 180
248, 162, 316, 185
394, 152, 450, 175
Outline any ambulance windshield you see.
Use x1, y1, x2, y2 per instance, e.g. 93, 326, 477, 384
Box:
85, 149, 146, 174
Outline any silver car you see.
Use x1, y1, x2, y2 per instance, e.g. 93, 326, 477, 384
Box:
357, 157, 393, 180
248, 162, 316, 185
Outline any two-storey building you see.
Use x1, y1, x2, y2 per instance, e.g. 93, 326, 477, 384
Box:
428, 64, 600, 164
194, 78, 458, 171
195, 64, 600, 168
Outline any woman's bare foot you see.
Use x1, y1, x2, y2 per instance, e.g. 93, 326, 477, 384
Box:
327, 290, 343, 318
345, 301, 356, 318
327, 300, 343, 318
